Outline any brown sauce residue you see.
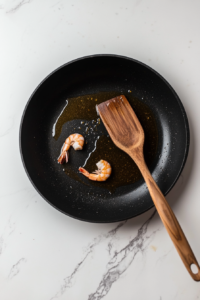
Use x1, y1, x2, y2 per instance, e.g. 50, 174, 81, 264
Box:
54, 91, 158, 192
54, 92, 122, 140
83, 135, 142, 192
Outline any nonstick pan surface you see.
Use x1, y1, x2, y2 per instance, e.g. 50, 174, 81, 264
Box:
20, 55, 189, 222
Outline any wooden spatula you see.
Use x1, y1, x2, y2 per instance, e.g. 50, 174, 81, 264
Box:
98, 95, 200, 281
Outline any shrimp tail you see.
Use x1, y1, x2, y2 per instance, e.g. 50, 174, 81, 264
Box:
79, 168, 98, 181
58, 152, 66, 164
65, 151, 69, 163
79, 167, 90, 177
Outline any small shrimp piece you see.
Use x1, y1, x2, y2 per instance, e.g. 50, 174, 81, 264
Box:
58, 134, 84, 164
79, 160, 111, 181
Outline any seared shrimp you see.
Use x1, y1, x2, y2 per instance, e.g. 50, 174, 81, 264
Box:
58, 134, 84, 164
79, 160, 111, 181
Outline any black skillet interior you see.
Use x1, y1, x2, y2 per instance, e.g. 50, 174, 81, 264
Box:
20, 55, 189, 222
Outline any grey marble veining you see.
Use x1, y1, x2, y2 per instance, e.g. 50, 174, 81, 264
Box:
50, 220, 127, 300
0, 0, 32, 13
50, 251, 90, 300
0, 217, 16, 256
88, 211, 156, 300
50, 211, 157, 300
156, 248, 173, 265
8, 258, 27, 280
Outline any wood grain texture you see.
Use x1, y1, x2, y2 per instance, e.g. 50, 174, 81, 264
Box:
98, 95, 200, 281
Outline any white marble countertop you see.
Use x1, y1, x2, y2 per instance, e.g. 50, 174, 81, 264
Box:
1, 0, 200, 299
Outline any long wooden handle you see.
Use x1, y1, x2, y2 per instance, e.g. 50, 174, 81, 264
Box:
130, 150, 200, 281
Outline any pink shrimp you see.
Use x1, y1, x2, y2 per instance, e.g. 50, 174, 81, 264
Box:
79, 160, 112, 181
58, 134, 84, 164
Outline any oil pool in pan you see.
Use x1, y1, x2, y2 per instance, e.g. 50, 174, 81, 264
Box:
53, 91, 158, 192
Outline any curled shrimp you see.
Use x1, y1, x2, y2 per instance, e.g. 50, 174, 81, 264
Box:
79, 160, 112, 181
58, 133, 84, 164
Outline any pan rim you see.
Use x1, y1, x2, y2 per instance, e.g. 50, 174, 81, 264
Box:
19, 54, 190, 223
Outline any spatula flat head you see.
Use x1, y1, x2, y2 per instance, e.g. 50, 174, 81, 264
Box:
98, 95, 144, 152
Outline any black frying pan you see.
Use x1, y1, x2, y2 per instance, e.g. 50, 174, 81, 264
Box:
20, 55, 189, 222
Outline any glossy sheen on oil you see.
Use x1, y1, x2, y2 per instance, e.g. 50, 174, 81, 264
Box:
54, 92, 158, 192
